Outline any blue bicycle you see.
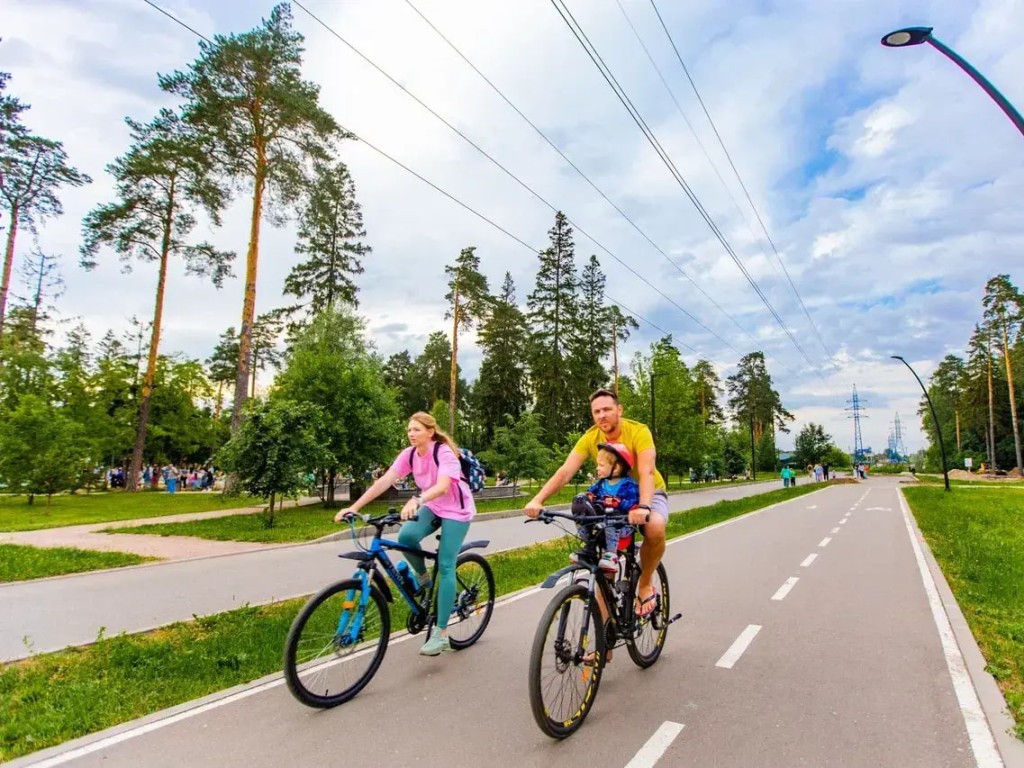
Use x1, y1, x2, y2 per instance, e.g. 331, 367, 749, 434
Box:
283, 509, 495, 708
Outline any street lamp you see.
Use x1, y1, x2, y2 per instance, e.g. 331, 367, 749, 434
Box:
880, 26, 1024, 139
891, 355, 950, 492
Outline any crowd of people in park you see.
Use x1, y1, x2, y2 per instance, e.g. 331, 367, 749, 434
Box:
780, 462, 839, 488
104, 464, 218, 493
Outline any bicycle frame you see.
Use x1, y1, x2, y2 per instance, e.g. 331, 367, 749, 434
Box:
338, 513, 490, 640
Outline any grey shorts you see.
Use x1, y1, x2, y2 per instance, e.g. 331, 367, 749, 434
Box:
645, 490, 669, 524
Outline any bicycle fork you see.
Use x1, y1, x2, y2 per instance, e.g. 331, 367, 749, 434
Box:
336, 570, 372, 647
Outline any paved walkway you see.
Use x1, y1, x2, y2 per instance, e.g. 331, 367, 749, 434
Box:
0, 497, 319, 560
0, 480, 797, 662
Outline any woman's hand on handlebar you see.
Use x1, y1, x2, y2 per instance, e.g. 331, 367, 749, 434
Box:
400, 497, 420, 521
333, 507, 358, 524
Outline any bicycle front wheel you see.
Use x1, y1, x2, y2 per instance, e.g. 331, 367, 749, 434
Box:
528, 583, 606, 739
626, 562, 670, 668
283, 578, 391, 708
446, 552, 496, 650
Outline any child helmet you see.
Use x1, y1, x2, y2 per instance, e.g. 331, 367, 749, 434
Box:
597, 442, 634, 470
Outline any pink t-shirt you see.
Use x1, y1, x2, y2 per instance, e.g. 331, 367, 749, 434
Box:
390, 442, 476, 523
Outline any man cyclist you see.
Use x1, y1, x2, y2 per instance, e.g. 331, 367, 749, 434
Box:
524, 388, 668, 617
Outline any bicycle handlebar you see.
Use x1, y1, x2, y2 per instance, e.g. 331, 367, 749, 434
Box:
525, 509, 630, 525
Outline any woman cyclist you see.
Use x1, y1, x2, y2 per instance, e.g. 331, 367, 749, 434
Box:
335, 411, 476, 656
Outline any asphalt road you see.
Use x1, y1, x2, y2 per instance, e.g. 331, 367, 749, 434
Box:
12, 479, 1011, 768
0, 480, 782, 662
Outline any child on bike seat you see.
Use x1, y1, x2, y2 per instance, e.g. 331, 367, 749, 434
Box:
570, 442, 640, 574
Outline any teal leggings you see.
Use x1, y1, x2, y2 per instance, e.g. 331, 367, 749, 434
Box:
397, 506, 470, 630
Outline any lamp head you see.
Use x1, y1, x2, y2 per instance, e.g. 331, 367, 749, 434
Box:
881, 27, 933, 48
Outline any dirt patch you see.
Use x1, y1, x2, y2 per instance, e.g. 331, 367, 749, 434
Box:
947, 468, 1024, 482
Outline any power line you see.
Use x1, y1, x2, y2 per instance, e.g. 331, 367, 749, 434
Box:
646, 0, 838, 371
401, 0, 761, 353
548, 0, 820, 375
290, 0, 743, 355
139, 0, 703, 361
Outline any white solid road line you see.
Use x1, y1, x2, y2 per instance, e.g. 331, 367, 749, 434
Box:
716, 624, 762, 669
830, 527, 840, 534
771, 577, 799, 601
898, 491, 1004, 767
624, 721, 685, 768
800, 553, 818, 567
819, 537, 832, 547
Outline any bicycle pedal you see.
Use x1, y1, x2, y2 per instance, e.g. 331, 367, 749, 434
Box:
667, 612, 683, 625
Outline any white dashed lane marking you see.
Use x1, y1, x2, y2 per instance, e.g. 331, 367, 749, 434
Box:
771, 577, 799, 601
800, 553, 818, 567
716, 625, 762, 669
624, 721, 685, 768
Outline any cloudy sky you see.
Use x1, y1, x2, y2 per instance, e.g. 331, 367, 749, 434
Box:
3, 0, 1023, 454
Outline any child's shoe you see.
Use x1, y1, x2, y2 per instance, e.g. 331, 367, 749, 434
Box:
598, 552, 619, 574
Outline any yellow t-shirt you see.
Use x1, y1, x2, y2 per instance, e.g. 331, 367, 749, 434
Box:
572, 418, 666, 492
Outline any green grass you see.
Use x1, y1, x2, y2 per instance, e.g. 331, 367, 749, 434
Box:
0, 544, 156, 583
0, 492, 265, 532
0, 480, 819, 761
106, 478, 766, 544
903, 486, 1024, 740
914, 475, 1024, 488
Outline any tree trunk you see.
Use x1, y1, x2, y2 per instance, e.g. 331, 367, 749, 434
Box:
955, 410, 961, 452
987, 343, 997, 470
449, 284, 459, 436
1002, 321, 1023, 472
250, 347, 259, 398
0, 204, 19, 344
231, 155, 267, 434
28, 493, 34, 505
127, 192, 174, 492
327, 468, 336, 505
214, 380, 224, 420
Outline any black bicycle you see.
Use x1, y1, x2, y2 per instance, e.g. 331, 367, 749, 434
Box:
283, 510, 495, 708
526, 501, 680, 738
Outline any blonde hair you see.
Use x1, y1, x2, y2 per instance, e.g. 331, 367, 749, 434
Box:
409, 412, 460, 455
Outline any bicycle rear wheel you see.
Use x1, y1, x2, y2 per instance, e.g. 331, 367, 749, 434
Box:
283, 578, 390, 708
528, 583, 606, 739
626, 562, 670, 668
446, 552, 495, 650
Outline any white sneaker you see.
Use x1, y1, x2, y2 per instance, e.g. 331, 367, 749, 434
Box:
598, 552, 619, 574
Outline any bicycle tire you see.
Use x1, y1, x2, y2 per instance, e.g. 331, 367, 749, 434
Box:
446, 552, 496, 650
528, 583, 606, 739
283, 577, 391, 708
626, 562, 670, 668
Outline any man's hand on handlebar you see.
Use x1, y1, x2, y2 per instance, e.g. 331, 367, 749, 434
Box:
333, 507, 359, 523
524, 498, 544, 519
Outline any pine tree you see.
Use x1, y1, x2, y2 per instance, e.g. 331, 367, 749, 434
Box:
577, 255, 609, 416
207, 327, 239, 419
476, 272, 530, 443
982, 274, 1024, 471
283, 159, 369, 321
415, 332, 462, 410
727, 351, 793, 446
444, 246, 490, 435
81, 109, 233, 490
16, 245, 63, 337
0, 133, 90, 342
692, 360, 725, 425
606, 304, 638, 396
161, 3, 342, 433
528, 211, 582, 443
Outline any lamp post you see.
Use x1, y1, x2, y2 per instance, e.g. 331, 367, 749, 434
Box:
891, 355, 950, 491
880, 26, 1024, 139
